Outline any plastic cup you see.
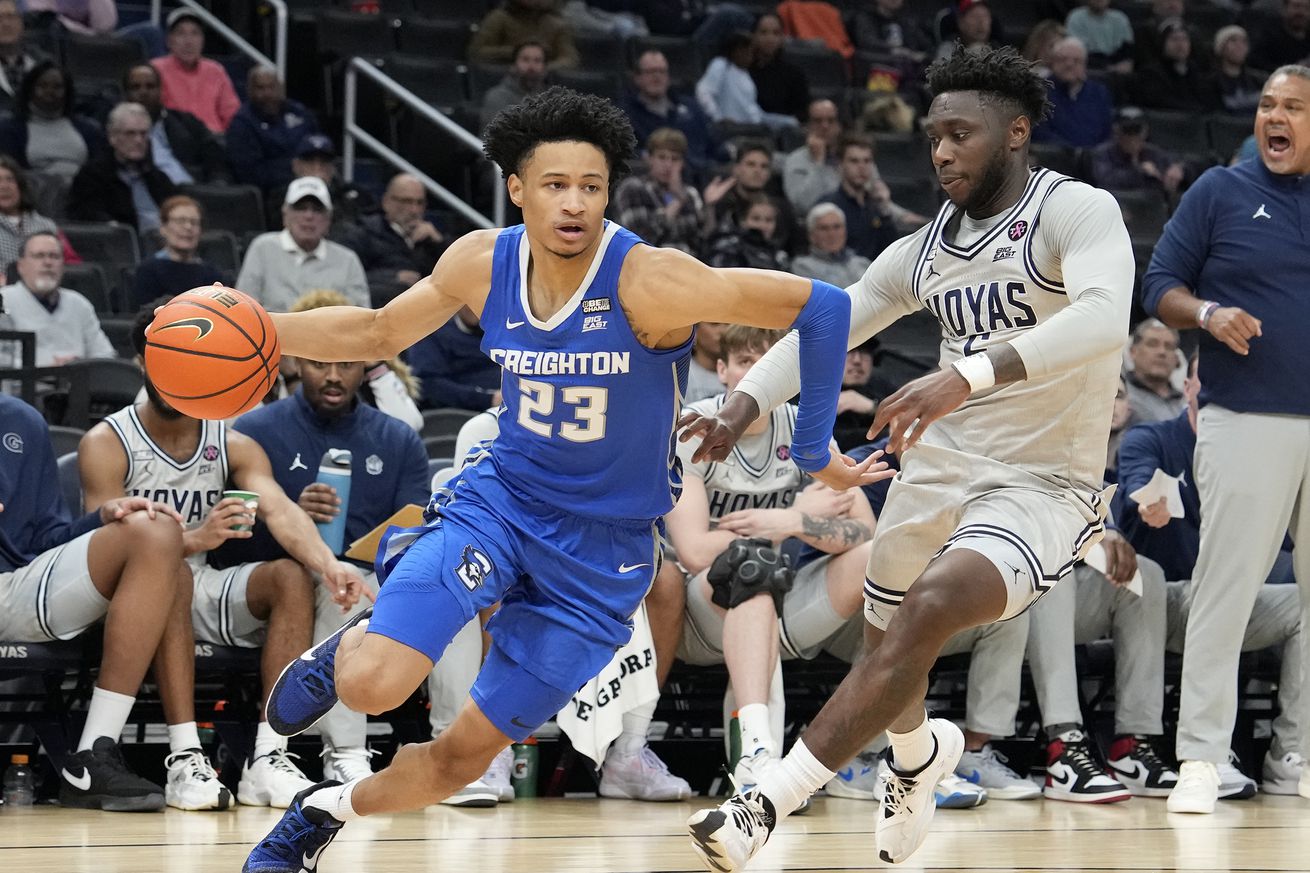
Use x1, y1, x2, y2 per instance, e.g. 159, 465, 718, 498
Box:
222, 490, 259, 531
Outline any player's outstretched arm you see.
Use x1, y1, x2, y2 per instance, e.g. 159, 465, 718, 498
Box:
266, 229, 497, 363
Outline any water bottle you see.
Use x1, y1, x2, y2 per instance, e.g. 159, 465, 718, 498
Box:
3, 754, 35, 808
511, 737, 539, 798
727, 711, 742, 780
315, 449, 352, 555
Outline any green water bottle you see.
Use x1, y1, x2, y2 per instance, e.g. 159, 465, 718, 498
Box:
511, 737, 538, 798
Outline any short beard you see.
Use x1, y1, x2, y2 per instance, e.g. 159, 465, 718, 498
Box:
144, 379, 184, 420
962, 147, 1015, 216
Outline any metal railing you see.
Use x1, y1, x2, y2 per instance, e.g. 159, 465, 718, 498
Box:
342, 57, 504, 230
150, 0, 286, 81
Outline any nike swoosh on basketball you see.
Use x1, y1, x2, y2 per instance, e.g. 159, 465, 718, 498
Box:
62, 767, 91, 791
155, 316, 214, 341
617, 562, 651, 573
506, 319, 525, 329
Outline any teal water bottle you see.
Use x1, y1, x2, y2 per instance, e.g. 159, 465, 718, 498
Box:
315, 449, 352, 554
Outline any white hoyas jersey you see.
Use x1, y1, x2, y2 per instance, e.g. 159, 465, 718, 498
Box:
907, 168, 1121, 489
104, 405, 228, 535
679, 395, 803, 518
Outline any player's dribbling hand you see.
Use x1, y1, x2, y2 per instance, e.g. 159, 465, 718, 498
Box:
99, 496, 184, 526
298, 482, 341, 523
678, 391, 760, 463
868, 367, 971, 454
322, 561, 374, 612
810, 449, 894, 492
1138, 496, 1171, 529
1206, 306, 1262, 356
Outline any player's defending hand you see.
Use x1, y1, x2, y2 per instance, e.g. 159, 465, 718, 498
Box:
868, 367, 971, 454
678, 391, 760, 463
322, 561, 374, 612
1206, 306, 1262, 356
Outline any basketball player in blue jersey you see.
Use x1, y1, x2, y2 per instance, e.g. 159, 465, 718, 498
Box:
242, 86, 885, 873
681, 47, 1135, 869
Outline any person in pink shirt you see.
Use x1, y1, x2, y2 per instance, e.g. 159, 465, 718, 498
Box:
150, 8, 239, 134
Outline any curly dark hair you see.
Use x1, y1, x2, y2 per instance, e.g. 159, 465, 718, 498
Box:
483, 85, 636, 187
926, 45, 1052, 126
132, 296, 175, 357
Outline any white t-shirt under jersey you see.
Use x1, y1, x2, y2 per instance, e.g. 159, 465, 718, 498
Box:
738, 169, 1135, 492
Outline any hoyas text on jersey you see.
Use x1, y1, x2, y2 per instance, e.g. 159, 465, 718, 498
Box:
130, 487, 221, 525
923, 280, 1038, 340
708, 485, 799, 517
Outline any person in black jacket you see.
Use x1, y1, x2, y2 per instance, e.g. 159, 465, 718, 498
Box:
122, 63, 231, 184
67, 101, 178, 233
333, 173, 446, 305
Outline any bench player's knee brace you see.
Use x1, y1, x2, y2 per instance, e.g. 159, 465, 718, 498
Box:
706, 537, 795, 614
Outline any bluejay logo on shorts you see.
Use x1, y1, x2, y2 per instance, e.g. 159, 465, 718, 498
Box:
455, 545, 494, 592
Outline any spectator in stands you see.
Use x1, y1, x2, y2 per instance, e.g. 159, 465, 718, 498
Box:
850, 0, 931, 61
334, 173, 447, 306
1124, 318, 1185, 425
226, 66, 319, 195
122, 63, 229, 185
1065, 0, 1135, 71
1089, 106, 1186, 197
1252, 0, 1310, 72
1132, 0, 1184, 70
151, 8, 240, 134
685, 320, 726, 403
479, 41, 548, 132
819, 134, 899, 261
790, 201, 870, 288
237, 176, 368, 311
749, 12, 809, 124
1211, 25, 1268, 116
406, 307, 503, 411
0, 230, 112, 364
612, 127, 703, 255
0, 154, 65, 273
67, 102, 178, 234
1130, 18, 1223, 113
618, 49, 723, 182
0, 61, 101, 183
702, 138, 798, 252
24, 0, 116, 36
934, 0, 1002, 62
707, 193, 788, 269
0, 394, 195, 813
1022, 20, 1067, 77
130, 195, 223, 309
782, 97, 842, 214
830, 339, 882, 451
469, 0, 579, 70
1034, 36, 1115, 149
0, 0, 42, 116
696, 30, 799, 131
266, 134, 375, 232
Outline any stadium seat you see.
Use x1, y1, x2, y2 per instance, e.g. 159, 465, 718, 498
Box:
423, 433, 458, 459
59, 358, 143, 428
873, 133, 931, 179
61, 263, 117, 314
1113, 189, 1169, 242
182, 185, 266, 238
315, 8, 397, 62
549, 68, 621, 101
1207, 113, 1252, 163
59, 31, 145, 88
60, 222, 140, 269
883, 175, 940, 217
782, 43, 848, 92
395, 17, 475, 61
98, 316, 135, 359
56, 450, 82, 513
573, 32, 628, 73
383, 54, 469, 112
421, 407, 477, 440
1140, 110, 1208, 156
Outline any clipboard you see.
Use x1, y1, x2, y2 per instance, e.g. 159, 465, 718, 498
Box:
344, 504, 426, 562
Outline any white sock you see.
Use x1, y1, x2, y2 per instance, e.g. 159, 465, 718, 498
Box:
738, 703, 776, 757
305, 777, 363, 822
614, 698, 657, 757
253, 721, 285, 760
755, 738, 834, 818
888, 713, 935, 772
78, 686, 135, 752
168, 722, 202, 754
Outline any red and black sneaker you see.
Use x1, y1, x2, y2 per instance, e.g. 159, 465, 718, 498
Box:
1044, 729, 1131, 803
1108, 735, 1179, 798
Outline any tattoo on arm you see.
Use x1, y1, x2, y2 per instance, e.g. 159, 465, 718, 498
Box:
986, 343, 1028, 385
798, 513, 872, 552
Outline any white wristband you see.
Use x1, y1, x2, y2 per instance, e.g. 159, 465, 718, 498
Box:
951, 353, 996, 394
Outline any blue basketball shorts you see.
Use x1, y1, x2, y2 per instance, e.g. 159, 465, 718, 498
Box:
369, 462, 661, 741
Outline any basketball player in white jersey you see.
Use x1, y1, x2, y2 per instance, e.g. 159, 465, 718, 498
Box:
669, 326, 875, 786
683, 45, 1135, 869
79, 309, 370, 810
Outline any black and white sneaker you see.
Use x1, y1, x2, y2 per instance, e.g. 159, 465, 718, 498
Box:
60, 736, 165, 812
687, 788, 776, 872
1044, 729, 1131, 803
1107, 735, 1178, 797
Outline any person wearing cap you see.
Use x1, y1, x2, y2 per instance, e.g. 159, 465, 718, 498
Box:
236, 176, 368, 312
266, 133, 376, 232
227, 65, 320, 194
1064, 0, 1135, 72
122, 63, 230, 185
150, 8, 240, 134
1034, 35, 1114, 149
67, 101, 179, 233
1089, 106, 1186, 197
1128, 17, 1222, 113
1211, 25, 1269, 116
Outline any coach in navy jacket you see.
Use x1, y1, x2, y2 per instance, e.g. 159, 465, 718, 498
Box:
1140, 64, 1310, 805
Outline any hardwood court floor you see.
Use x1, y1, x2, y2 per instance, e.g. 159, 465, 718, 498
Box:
2, 792, 1308, 872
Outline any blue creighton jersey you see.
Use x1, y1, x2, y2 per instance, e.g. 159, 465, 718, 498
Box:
479, 221, 691, 521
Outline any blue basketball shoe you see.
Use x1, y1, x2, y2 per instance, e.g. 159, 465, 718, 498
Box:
243, 781, 344, 873
267, 608, 372, 736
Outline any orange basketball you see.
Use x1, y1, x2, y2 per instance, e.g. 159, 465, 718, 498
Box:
144, 285, 281, 420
